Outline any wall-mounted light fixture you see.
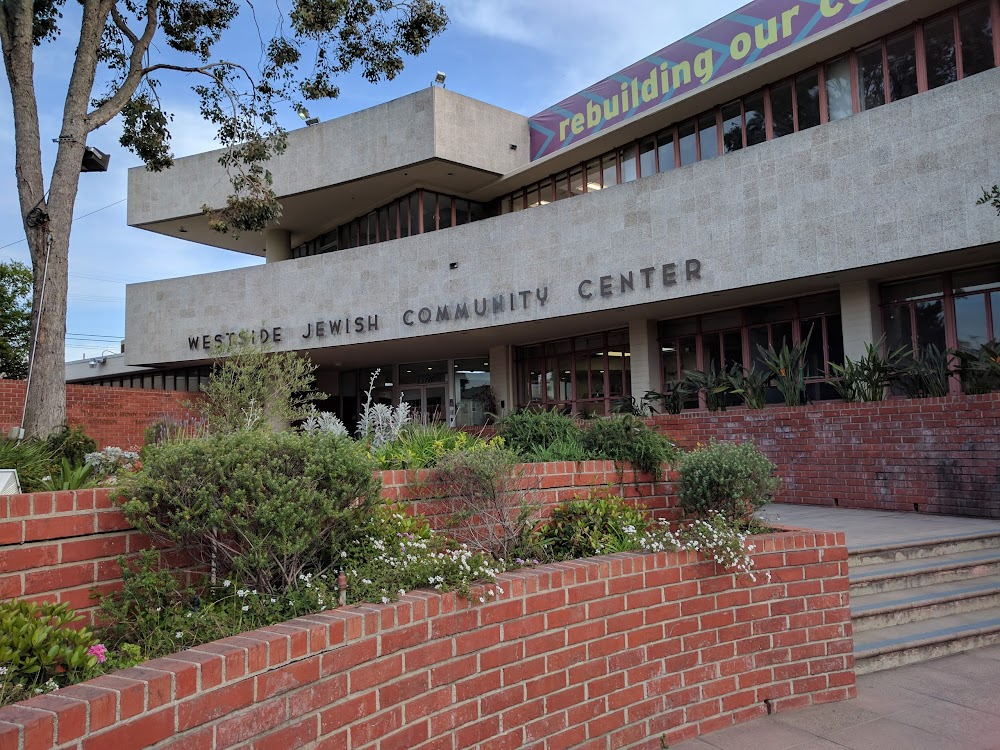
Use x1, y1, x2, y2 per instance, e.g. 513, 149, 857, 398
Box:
87, 350, 116, 368
432, 71, 447, 88
296, 107, 320, 126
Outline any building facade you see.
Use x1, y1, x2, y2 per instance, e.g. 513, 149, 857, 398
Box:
78, 0, 1000, 428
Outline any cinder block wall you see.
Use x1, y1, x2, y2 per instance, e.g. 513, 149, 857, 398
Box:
0, 530, 855, 750
652, 393, 1000, 518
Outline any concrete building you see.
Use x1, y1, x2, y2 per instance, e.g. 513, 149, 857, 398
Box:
76, 0, 1000, 429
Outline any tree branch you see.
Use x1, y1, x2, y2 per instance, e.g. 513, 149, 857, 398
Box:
110, 5, 139, 46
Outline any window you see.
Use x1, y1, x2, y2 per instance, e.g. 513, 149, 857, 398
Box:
795, 70, 821, 130
422, 191, 437, 232
639, 138, 656, 177
825, 58, 853, 121
678, 119, 697, 165
959, 0, 995, 76
886, 30, 918, 101
770, 81, 794, 137
744, 91, 767, 145
656, 129, 675, 172
722, 101, 743, 153
555, 173, 571, 201
697, 112, 719, 160
953, 265, 1000, 351
586, 159, 602, 191
924, 15, 958, 89
620, 145, 637, 182
601, 152, 619, 188
569, 168, 584, 196
857, 42, 886, 111
439, 194, 453, 229
881, 276, 947, 353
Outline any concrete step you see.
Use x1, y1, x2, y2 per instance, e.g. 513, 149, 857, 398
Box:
849, 532, 1000, 567
851, 573, 1000, 632
849, 548, 1000, 596
853, 605, 1000, 675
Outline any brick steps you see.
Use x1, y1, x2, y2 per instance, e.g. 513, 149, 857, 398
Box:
849, 532, 1000, 674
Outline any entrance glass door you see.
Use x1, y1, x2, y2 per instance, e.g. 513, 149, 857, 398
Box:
401, 386, 447, 424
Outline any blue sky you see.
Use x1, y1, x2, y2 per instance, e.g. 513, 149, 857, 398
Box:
0, 0, 745, 362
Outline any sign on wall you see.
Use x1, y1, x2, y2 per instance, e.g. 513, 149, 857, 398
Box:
528, 0, 893, 161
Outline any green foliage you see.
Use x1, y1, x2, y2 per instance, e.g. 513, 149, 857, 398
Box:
143, 415, 210, 450
894, 344, 953, 398
196, 336, 325, 432
678, 441, 780, 525
525, 437, 589, 463
0, 600, 101, 705
98, 550, 336, 662
497, 409, 585, 461
828, 339, 907, 402
978, 184, 1000, 216
756, 328, 813, 407
726, 363, 769, 409
341, 504, 503, 604
643, 383, 691, 415
581, 415, 676, 479
372, 424, 497, 469
39, 459, 98, 491
537, 492, 649, 559
428, 445, 542, 562
0, 438, 55, 492
683, 363, 732, 411
0, 260, 31, 381
116, 430, 379, 593
44, 425, 98, 466
954, 341, 1000, 395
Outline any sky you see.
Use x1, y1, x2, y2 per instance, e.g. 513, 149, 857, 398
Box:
0, 0, 746, 362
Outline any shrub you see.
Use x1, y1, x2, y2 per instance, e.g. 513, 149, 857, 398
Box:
954, 341, 1000, 395
0, 438, 54, 491
581, 414, 675, 479
0, 600, 102, 706
726, 364, 769, 409
828, 339, 907, 402
39, 458, 98, 491
643, 382, 691, 415
497, 408, 584, 460
756, 328, 813, 407
143, 415, 209, 448
301, 410, 349, 436
116, 431, 380, 593
678, 441, 780, 525
44, 425, 97, 466
537, 492, 649, 559
372, 424, 496, 469
894, 344, 953, 398
683, 363, 732, 411
356, 369, 411, 448
196, 336, 324, 432
85, 446, 141, 483
428, 445, 541, 562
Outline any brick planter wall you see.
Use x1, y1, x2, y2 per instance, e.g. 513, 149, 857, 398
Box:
0, 529, 855, 750
651, 393, 1000, 518
0, 381, 198, 449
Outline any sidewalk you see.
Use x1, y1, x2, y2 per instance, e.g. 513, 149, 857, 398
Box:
670, 645, 1000, 749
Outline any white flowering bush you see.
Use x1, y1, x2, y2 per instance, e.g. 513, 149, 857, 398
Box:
638, 512, 762, 581
301, 410, 349, 437
85, 446, 141, 483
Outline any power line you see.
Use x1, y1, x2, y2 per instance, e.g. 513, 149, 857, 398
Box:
0, 198, 127, 251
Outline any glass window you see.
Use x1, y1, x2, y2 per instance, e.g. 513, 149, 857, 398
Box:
601, 152, 619, 187
915, 300, 947, 351
721, 101, 743, 153
586, 159, 602, 191
882, 276, 943, 303
386, 202, 397, 237
656, 129, 675, 172
748, 299, 794, 325
795, 70, 821, 130
678, 120, 697, 165
858, 42, 886, 111
525, 184, 540, 208
955, 294, 990, 351
826, 57, 853, 121
439, 194, 452, 229
702, 309, 742, 331
422, 191, 437, 232
886, 30, 918, 101
959, 0, 995, 77
511, 191, 525, 211
770, 81, 794, 137
499, 196, 511, 215
470, 202, 485, 222
744, 91, 767, 146
620, 145, 637, 182
953, 265, 1000, 293
924, 15, 958, 89
555, 173, 571, 201
455, 199, 470, 225
639, 138, 656, 177
698, 112, 718, 160
378, 208, 389, 242
570, 168, 585, 195
537, 179, 552, 205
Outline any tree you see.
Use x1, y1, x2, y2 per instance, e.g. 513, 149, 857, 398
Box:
1, 0, 448, 438
0, 260, 32, 380
979, 185, 1000, 216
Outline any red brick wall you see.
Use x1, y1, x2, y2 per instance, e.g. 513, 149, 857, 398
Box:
0, 380, 198, 449
651, 393, 1000, 518
0, 529, 855, 750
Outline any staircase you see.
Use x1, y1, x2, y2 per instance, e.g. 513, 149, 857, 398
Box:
849, 532, 1000, 674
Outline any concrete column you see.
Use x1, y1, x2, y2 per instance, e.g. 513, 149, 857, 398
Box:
489, 345, 513, 416
839, 280, 881, 360
628, 318, 661, 399
264, 228, 292, 263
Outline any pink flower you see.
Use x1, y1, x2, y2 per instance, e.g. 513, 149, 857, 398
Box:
88, 644, 107, 664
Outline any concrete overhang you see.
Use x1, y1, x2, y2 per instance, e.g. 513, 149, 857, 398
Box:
127, 87, 530, 255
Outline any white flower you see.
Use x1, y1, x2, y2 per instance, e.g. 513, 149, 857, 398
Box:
186, 612, 193, 618
223, 579, 232, 588
340, 551, 347, 558
241, 605, 249, 612
270, 598, 277, 604
175, 631, 183, 639
0, 666, 7, 675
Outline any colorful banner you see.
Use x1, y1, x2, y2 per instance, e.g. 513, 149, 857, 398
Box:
528, 0, 894, 161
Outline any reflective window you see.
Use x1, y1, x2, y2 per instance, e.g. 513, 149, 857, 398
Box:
586, 159, 602, 191
422, 191, 436, 232
858, 42, 886, 111
639, 138, 656, 177
656, 129, 675, 172
721, 101, 743, 153
887, 30, 918, 101
744, 91, 767, 145
569, 168, 584, 196
770, 81, 794, 137
826, 57, 853, 121
955, 294, 990, 351
555, 173, 571, 201
795, 70, 821, 130
439, 194, 452, 228
601, 152, 619, 188
698, 112, 718, 160
925, 15, 958, 89
678, 120, 697, 165
620, 145, 637, 183
959, 0, 995, 76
